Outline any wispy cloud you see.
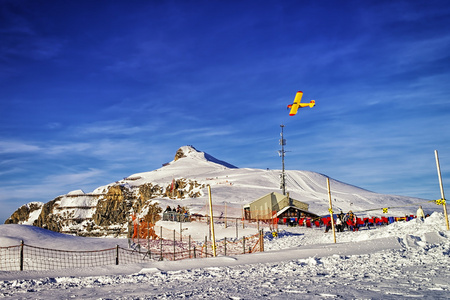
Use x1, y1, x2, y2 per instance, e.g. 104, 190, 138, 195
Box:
0, 141, 41, 154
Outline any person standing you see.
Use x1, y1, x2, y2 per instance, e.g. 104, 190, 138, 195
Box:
417, 206, 425, 221
335, 216, 343, 232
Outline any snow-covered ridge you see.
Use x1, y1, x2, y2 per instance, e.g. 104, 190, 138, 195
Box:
5, 145, 433, 237
172, 145, 237, 169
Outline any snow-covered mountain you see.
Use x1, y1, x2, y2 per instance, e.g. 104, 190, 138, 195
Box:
5, 145, 431, 236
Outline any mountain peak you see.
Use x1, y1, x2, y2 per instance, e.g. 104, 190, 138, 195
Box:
173, 146, 237, 168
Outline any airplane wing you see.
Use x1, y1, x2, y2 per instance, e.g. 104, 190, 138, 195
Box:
288, 91, 303, 116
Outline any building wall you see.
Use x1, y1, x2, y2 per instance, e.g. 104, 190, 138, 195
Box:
248, 192, 309, 220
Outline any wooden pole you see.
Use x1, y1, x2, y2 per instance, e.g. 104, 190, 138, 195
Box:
224, 237, 227, 256
435, 150, 449, 230
327, 177, 337, 243
208, 185, 217, 257
260, 230, 264, 252
20, 240, 24, 271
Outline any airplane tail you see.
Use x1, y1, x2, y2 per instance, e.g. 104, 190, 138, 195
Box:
309, 100, 315, 108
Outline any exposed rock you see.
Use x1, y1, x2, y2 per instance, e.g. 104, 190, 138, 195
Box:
174, 147, 188, 161
34, 198, 62, 232
92, 185, 133, 227
5, 202, 42, 224
164, 179, 205, 199
139, 183, 163, 201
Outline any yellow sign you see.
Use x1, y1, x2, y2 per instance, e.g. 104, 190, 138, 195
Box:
436, 198, 446, 205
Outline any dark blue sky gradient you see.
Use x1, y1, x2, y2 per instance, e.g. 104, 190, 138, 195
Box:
1, 0, 450, 223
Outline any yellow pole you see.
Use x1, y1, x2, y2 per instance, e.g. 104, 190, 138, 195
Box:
435, 150, 449, 230
327, 177, 337, 243
207, 185, 217, 256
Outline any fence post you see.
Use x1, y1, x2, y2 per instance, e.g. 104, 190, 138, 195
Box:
224, 237, 227, 256
205, 236, 208, 257
173, 229, 176, 261
160, 226, 163, 261
137, 222, 140, 245
194, 246, 196, 258
20, 240, 24, 271
260, 230, 264, 252
243, 236, 245, 254
235, 218, 238, 239
189, 235, 191, 258
116, 245, 119, 265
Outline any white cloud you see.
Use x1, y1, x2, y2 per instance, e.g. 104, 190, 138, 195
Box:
0, 141, 41, 154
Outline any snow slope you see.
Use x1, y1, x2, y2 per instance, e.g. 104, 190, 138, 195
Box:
7, 145, 436, 238
1, 213, 449, 299
103, 146, 433, 218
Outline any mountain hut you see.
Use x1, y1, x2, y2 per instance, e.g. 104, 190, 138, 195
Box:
243, 192, 317, 224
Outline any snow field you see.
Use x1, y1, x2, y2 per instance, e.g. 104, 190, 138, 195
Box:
1, 212, 449, 299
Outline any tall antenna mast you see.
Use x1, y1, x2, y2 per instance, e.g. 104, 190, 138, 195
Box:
279, 124, 286, 195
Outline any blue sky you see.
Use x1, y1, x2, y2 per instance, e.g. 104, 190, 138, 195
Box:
1, 0, 450, 223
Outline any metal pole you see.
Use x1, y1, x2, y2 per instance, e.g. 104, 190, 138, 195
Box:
208, 185, 217, 257
327, 177, 337, 243
280, 124, 286, 195
435, 150, 449, 230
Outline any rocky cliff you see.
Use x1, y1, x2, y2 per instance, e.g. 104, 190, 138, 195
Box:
5, 146, 207, 237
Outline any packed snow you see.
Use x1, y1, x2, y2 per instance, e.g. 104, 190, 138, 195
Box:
1, 212, 449, 299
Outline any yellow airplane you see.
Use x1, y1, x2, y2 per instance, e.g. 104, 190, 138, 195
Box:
287, 91, 315, 116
